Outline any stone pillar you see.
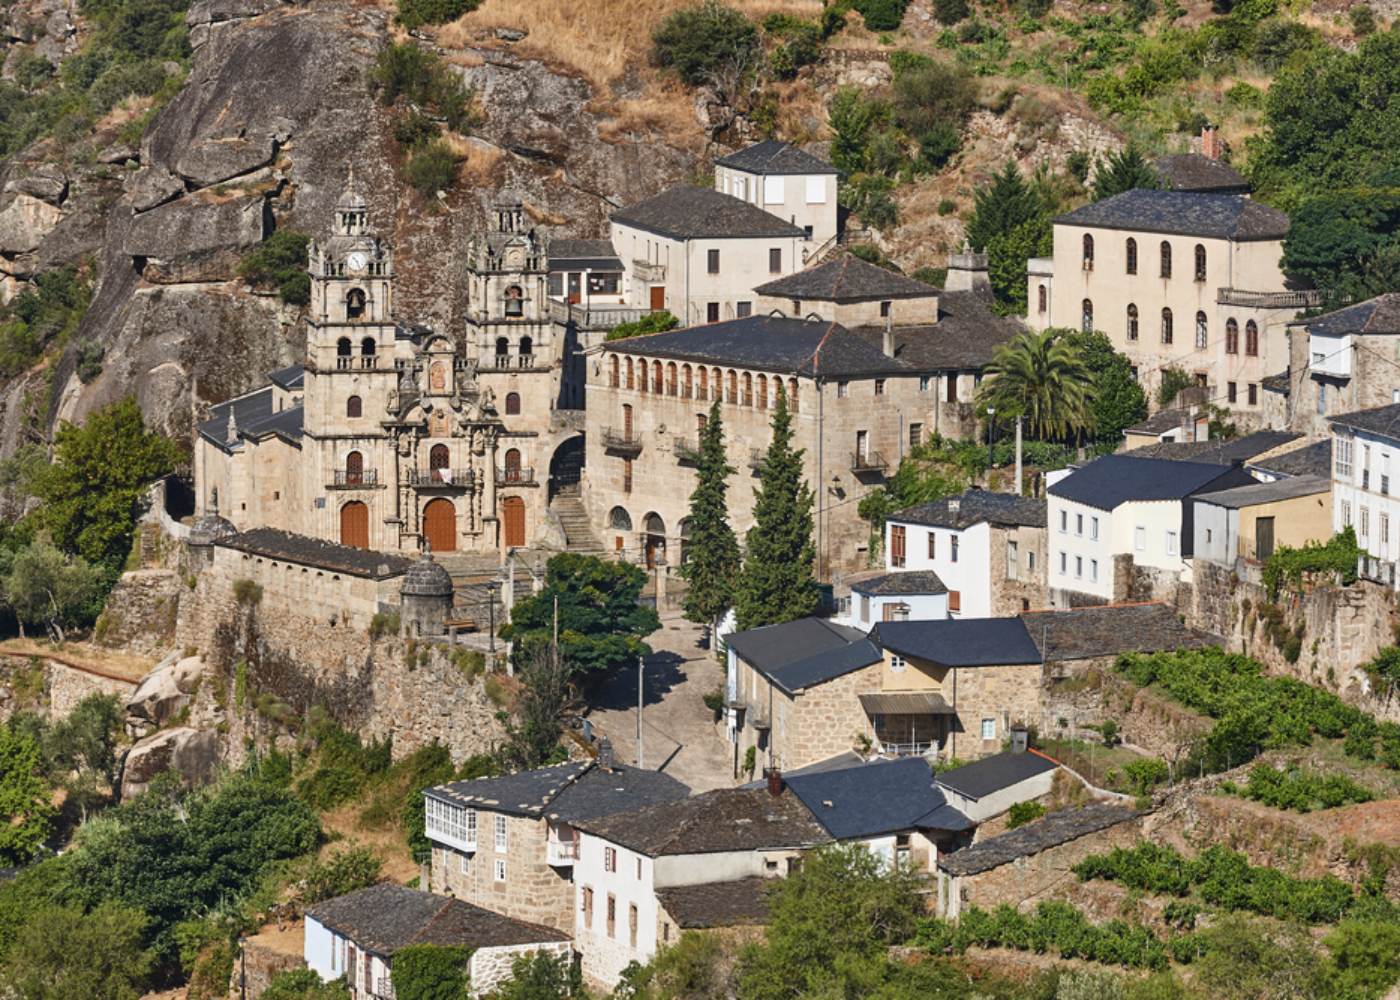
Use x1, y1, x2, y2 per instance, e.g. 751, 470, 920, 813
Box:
484, 430, 499, 521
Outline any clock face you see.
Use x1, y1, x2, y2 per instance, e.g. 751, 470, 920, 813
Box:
347, 252, 367, 272
506, 248, 523, 267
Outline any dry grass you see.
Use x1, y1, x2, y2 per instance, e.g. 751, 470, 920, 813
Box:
442, 133, 506, 183
322, 801, 420, 883
0, 638, 155, 682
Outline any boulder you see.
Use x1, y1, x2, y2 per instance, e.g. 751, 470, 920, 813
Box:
128, 166, 186, 213
0, 193, 61, 255
99, 143, 140, 165
120, 726, 220, 800
125, 191, 268, 282
176, 135, 278, 188
495, 26, 527, 41
126, 651, 190, 726
5, 165, 68, 206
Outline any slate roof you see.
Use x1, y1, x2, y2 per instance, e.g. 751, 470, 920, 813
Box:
305, 884, 568, 957
850, 570, 948, 597
1250, 438, 1331, 479
267, 364, 306, 390
1261, 368, 1291, 396
426, 760, 689, 823
1125, 407, 1195, 436
656, 878, 772, 928
935, 751, 1060, 801
871, 618, 1042, 668
1329, 402, 1400, 441
601, 315, 910, 379
727, 617, 882, 694
715, 140, 837, 175
575, 787, 831, 856
1296, 293, 1400, 339
849, 291, 1023, 371
1048, 455, 1245, 511
1020, 603, 1220, 662
1053, 190, 1288, 241
890, 489, 1047, 531
197, 383, 307, 453
611, 186, 804, 240
753, 254, 938, 302
214, 528, 411, 579
1154, 153, 1250, 194
938, 804, 1142, 876
1123, 431, 1300, 466
1193, 474, 1331, 509
548, 238, 622, 271
786, 756, 973, 839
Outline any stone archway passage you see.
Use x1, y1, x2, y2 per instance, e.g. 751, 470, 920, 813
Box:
548, 434, 585, 501
340, 501, 369, 549
423, 498, 457, 553
502, 496, 526, 549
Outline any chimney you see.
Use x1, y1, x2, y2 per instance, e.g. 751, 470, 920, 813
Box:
943, 240, 990, 295
1009, 726, 1029, 754
766, 768, 783, 797
1200, 123, 1221, 161
882, 315, 895, 358
948, 498, 961, 513
597, 737, 615, 772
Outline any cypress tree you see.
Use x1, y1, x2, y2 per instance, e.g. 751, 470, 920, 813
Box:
734, 385, 819, 632
681, 400, 741, 635
1091, 146, 1160, 201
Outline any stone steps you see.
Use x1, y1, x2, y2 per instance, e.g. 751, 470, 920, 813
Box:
551, 495, 605, 555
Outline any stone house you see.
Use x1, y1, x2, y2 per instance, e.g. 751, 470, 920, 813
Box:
882, 489, 1048, 619
753, 252, 941, 329
424, 755, 689, 934
1277, 294, 1400, 438
1120, 407, 1210, 450
1024, 183, 1312, 422
935, 803, 1144, 919
1191, 475, 1332, 569
303, 883, 571, 999
934, 750, 1060, 824
571, 784, 830, 989
1329, 402, 1400, 579
839, 570, 949, 631
713, 139, 839, 248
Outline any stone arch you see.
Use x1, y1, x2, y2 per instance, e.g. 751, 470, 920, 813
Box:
549, 435, 585, 501
667, 362, 678, 396
495, 337, 510, 360
504, 284, 524, 317
756, 374, 768, 410
682, 364, 693, 398
346, 288, 366, 319
698, 366, 708, 399
519, 336, 533, 360
360, 336, 376, 357
1245, 320, 1259, 357
610, 356, 620, 388
643, 512, 666, 568
625, 357, 635, 389
609, 506, 633, 530
651, 360, 663, 394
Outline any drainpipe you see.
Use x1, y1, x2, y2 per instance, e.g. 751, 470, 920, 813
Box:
816, 377, 825, 578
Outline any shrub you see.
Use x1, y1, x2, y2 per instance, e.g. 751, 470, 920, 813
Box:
74, 338, 104, 383
1262, 527, 1360, 599
232, 578, 263, 606
396, 0, 479, 30
392, 108, 441, 149
404, 140, 460, 198
702, 689, 725, 715
371, 43, 480, 134
237, 230, 312, 306
853, 0, 908, 31
1006, 800, 1045, 828
392, 944, 470, 1000
262, 969, 349, 1000
1224, 764, 1373, 813
1349, 3, 1376, 36
369, 611, 401, 640
605, 310, 679, 342
301, 847, 383, 904
652, 1, 760, 89
1123, 758, 1169, 796
450, 648, 486, 681
932, 0, 968, 23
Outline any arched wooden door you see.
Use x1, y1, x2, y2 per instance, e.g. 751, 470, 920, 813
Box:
423, 498, 456, 553
502, 496, 526, 549
340, 501, 369, 549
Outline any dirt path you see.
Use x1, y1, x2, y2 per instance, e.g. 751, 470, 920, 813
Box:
0, 638, 155, 682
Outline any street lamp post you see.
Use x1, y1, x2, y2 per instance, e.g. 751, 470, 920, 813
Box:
639, 557, 666, 769
986, 406, 996, 474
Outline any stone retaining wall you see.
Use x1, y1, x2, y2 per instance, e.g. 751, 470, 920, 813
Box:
0, 653, 137, 723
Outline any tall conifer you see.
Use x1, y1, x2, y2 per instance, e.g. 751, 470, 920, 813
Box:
681, 400, 741, 635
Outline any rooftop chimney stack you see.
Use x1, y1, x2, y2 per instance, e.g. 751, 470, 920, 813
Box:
766, 768, 783, 797
1201, 124, 1222, 161
882, 315, 895, 358
597, 737, 615, 772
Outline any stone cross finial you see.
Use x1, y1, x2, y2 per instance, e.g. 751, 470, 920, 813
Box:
226, 408, 238, 443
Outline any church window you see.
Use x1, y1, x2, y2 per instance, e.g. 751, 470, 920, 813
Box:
519, 336, 533, 363
1245, 320, 1259, 357
360, 337, 376, 356
666, 363, 678, 396
625, 357, 634, 390
430, 445, 450, 482
346, 395, 362, 418
504, 285, 524, 317
337, 338, 352, 357
727, 370, 737, 404
345, 451, 364, 486
610, 356, 620, 388
652, 361, 663, 394
495, 338, 510, 361
1194, 244, 1207, 282
757, 374, 768, 410
742, 372, 753, 407
682, 365, 692, 399
1159, 242, 1172, 279
697, 367, 707, 398
505, 392, 521, 415
346, 289, 366, 320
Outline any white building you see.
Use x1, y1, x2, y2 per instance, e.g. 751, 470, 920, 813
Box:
713, 139, 839, 248
1330, 402, 1400, 573
841, 571, 949, 630
1047, 454, 1254, 605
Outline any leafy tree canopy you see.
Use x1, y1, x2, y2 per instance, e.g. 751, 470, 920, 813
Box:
262, 969, 351, 1000
3, 902, 153, 1000
652, 1, 760, 91
392, 944, 471, 1000
1062, 330, 1148, 443
0, 722, 56, 867
966, 161, 1056, 313
1091, 146, 1160, 201
976, 328, 1095, 440
1, 534, 103, 640
1282, 182, 1400, 301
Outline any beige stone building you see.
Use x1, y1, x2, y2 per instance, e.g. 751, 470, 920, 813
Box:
1191, 475, 1332, 568
424, 754, 688, 934
713, 140, 839, 248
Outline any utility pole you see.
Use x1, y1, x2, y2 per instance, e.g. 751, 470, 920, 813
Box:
1015, 415, 1024, 496
636, 653, 645, 769
986, 406, 996, 477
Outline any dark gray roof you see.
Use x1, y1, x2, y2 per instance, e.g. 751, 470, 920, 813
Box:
935, 751, 1059, 801
871, 618, 1042, 668
1193, 474, 1331, 509
611, 186, 804, 240
849, 291, 1023, 371
1123, 430, 1300, 466
1261, 368, 1291, 396
1054, 190, 1288, 241
401, 554, 454, 597
305, 884, 568, 957
850, 570, 947, 597
1048, 455, 1248, 511
1329, 402, 1400, 440
753, 254, 938, 302
426, 760, 689, 824
727, 617, 881, 694
548, 238, 621, 271
656, 878, 772, 928
1154, 153, 1250, 194
715, 140, 837, 175
602, 315, 910, 378
1250, 438, 1331, 479
267, 364, 306, 390
1299, 294, 1400, 337
939, 804, 1142, 876
214, 528, 411, 579
575, 787, 831, 856
891, 489, 1047, 531
188, 510, 237, 547
786, 756, 973, 840
1020, 604, 1220, 662
197, 386, 305, 453
1126, 407, 1195, 436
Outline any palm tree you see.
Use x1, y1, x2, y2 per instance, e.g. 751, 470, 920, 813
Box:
976, 328, 1095, 441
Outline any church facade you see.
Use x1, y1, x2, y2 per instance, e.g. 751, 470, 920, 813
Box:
194, 178, 574, 558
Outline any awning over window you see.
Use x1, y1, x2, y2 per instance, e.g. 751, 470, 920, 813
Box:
858, 692, 957, 715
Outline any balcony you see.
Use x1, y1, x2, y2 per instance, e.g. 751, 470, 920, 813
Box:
408, 468, 474, 487
330, 469, 379, 488
546, 837, 580, 866
674, 437, 701, 465
336, 356, 381, 370
1216, 288, 1328, 310
748, 448, 767, 473
633, 259, 666, 283
478, 354, 541, 372
602, 427, 643, 455
496, 465, 537, 486
548, 299, 653, 331
850, 451, 888, 474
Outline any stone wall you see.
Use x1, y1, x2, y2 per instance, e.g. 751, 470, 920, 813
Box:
989, 522, 1049, 616
431, 813, 576, 933
94, 568, 182, 656
470, 940, 573, 998
0, 653, 137, 723
232, 937, 305, 1000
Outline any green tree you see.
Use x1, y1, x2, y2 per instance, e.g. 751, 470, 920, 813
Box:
734, 386, 818, 632
496, 644, 574, 771
1064, 330, 1148, 443
2, 534, 102, 640
238, 230, 312, 305
966, 161, 1055, 312
652, 1, 760, 94
1192, 915, 1330, 1000
605, 311, 679, 342
4, 902, 153, 1000
392, 944, 470, 1000
976, 329, 1095, 440
484, 950, 584, 999
681, 400, 741, 635
405, 140, 461, 198
1156, 366, 1195, 408
828, 86, 891, 176
0, 722, 55, 865
857, 438, 969, 548
500, 554, 660, 675
1091, 147, 1160, 201
35, 397, 179, 578
1281, 182, 1400, 300
1325, 919, 1400, 998
890, 60, 975, 171
262, 969, 352, 1000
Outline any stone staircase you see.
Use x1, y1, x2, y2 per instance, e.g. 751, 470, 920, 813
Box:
551, 490, 606, 556
434, 552, 531, 628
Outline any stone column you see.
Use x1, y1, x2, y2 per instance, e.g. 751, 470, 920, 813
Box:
483, 428, 499, 520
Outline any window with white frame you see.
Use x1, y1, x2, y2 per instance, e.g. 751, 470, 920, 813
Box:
1166, 531, 1179, 556
764, 176, 784, 203
1090, 516, 1099, 540
1076, 513, 1084, 536
1335, 436, 1354, 478
1059, 510, 1067, 533
1342, 500, 1352, 526
805, 175, 826, 204
1007, 540, 1019, 580
1362, 506, 1370, 538
460, 852, 470, 874
1028, 551, 1037, 572
1059, 552, 1067, 573
1134, 526, 1146, 551
494, 859, 507, 881
425, 798, 476, 846
604, 846, 617, 873
1090, 558, 1098, 582
890, 653, 906, 672
981, 718, 996, 740
1075, 556, 1083, 578
494, 815, 508, 852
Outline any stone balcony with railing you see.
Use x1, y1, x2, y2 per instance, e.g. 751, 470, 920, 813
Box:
1025, 256, 1053, 277
335, 355, 382, 371
496, 465, 537, 486
850, 451, 888, 475
673, 437, 700, 465
1216, 288, 1328, 310
632, 259, 666, 283
477, 353, 542, 372
601, 427, 643, 455
548, 298, 653, 331
408, 468, 475, 488
329, 469, 379, 488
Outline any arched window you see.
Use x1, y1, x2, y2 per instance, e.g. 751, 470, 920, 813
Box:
626, 357, 635, 390
1127, 304, 1139, 342
1126, 238, 1138, 275
1194, 244, 1207, 282
346, 288, 366, 320
1245, 320, 1259, 357
667, 362, 678, 396
346, 395, 362, 418
682, 365, 693, 399
610, 356, 620, 388
337, 337, 352, 357
1195, 312, 1208, 349
652, 360, 663, 394
504, 285, 524, 317
430, 444, 450, 481
727, 370, 738, 404
742, 372, 753, 406
1081, 299, 1094, 332
757, 374, 768, 410
505, 392, 521, 415
495, 337, 510, 360
1161, 308, 1174, 345
503, 448, 522, 482
712, 368, 722, 401
345, 450, 363, 486
788, 378, 799, 412
519, 336, 533, 361
360, 336, 376, 356
1225, 319, 1239, 355
1037, 284, 1047, 313
1082, 233, 1095, 269
609, 506, 632, 531
637, 358, 647, 394
1159, 241, 1172, 279
697, 366, 707, 399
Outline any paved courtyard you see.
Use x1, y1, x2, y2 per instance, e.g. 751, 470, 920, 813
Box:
584, 614, 736, 792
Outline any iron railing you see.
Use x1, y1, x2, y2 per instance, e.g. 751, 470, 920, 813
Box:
602, 427, 643, 454
331, 469, 378, 487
